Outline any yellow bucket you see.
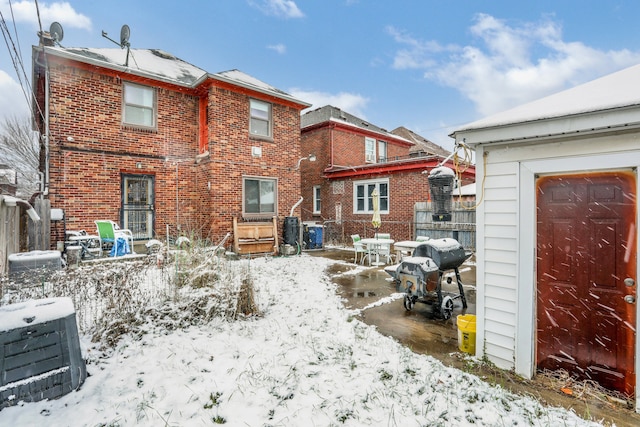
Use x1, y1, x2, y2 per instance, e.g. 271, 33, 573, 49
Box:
457, 314, 476, 354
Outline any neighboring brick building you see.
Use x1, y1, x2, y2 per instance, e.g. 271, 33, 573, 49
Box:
32, 34, 309, 249
300, 106, 475, 243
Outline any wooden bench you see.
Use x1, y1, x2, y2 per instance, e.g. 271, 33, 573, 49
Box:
233, 217, 279, 255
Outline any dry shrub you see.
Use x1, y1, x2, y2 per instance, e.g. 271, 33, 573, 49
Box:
236, 276, 259, 319
1, 246, 260, 350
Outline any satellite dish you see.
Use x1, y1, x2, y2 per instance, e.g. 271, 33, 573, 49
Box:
120, 24, 130, 47
50, 22, 64, 43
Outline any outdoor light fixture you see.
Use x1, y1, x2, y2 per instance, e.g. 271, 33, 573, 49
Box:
295, 154, 317, 170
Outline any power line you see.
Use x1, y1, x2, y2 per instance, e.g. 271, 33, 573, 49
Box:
0, 10, 32, 111
0, 1, 47, 122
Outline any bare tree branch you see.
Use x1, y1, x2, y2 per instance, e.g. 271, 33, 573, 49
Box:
0, 115, 40, 197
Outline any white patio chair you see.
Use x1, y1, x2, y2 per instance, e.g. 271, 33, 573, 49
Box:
351, 234, 367, 264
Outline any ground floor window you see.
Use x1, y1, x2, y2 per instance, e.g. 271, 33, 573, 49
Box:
353, 179, 389, 214
313, 185, 321, 214
243, 176, 277, 217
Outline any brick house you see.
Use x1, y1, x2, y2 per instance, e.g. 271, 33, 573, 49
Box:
300, 106, 475, 244
32, 35, 310, 249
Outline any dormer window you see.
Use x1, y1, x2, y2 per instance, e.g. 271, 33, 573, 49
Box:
365, 137, 376, 163
378, 140, 387, 162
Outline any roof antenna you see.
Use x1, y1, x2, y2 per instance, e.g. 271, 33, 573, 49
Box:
101, 24, 131, 66
49, 22, 64, 47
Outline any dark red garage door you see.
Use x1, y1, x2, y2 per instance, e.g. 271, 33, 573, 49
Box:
537, 171, 636, 396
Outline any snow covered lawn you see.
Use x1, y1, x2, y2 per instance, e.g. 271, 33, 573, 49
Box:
2, 254, 604, 426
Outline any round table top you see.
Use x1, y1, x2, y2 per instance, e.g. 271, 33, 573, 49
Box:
360, 238, 394, 244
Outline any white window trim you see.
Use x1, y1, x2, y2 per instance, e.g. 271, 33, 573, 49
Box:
378, 140, 387, 162
353, 178, 389, 214
249, 98, 273, 139
365, 137, 376, 163
313, 185, 321, 214
122, 82, 157, 130
242, 175, 278, 218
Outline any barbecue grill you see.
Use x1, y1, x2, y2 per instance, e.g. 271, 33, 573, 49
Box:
385, 238, 471, 319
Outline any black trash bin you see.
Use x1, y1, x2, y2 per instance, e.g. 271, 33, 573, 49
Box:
283, 216, 299, 246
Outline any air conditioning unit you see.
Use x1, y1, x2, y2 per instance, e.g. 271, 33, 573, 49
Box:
365, 153, 375, 163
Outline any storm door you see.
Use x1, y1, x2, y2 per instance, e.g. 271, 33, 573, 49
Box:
536, 171, 636, 396
121, 174, 155, 240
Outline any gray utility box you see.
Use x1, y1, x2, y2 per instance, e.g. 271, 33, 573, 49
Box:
0, 297, 87, 409
8, 250, 62, 279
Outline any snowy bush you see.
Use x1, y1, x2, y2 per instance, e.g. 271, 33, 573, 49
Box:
0, 247, 258, 349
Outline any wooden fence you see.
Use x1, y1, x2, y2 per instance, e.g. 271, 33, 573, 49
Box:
0, 196, 51, 274
320, 200, 476, 250
414, 201, 476, 249
0, 197, 21, 274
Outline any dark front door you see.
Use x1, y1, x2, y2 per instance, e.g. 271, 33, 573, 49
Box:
122, 174, 154, 240
536, 171, 636, 396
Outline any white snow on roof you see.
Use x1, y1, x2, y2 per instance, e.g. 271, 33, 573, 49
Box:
457, 63, 640, 132
215, 69, 288, 95
42, 47, 308, 107
326, 117, 412, 143
48, 47, 208, 87
457, 182, 476, 196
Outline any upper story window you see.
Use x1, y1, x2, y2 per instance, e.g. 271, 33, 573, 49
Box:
354, 179, 389, 214
250, 99, 272, 138
313, 185, 321, 214
378, 140, 387, 162
243, 176, 277, 217
123, 82, 156, 129
365, 137, 376, 163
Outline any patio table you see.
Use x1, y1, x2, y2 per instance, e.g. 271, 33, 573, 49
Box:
393, 240, 424, 261
66, 233, 101, 259
360, 237, 394, 266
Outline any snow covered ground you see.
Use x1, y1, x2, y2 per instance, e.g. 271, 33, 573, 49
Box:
2, 253, 606, 426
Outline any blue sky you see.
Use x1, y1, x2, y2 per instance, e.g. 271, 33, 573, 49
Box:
2, 1, 640, 151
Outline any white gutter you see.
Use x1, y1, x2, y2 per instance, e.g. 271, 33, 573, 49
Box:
34, 48, 50, 196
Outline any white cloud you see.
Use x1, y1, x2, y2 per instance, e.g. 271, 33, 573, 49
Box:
386, 26, 449, 70
0, 70, 30, 120
250, 0, 304, 19
389, 13, 640, 116
267, 43, 286, 54
0, 1, 91, 30
289, 88, 369, 118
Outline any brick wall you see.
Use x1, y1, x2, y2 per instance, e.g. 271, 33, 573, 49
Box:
301, 122, 475, 245
205, 86, 303, 242
311, 171, 431, 243
43, 59, 200, 240
39, 55, 305, 247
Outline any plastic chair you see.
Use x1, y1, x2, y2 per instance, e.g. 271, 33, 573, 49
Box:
95, 220, 135, 256
351, 234, 367, 264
